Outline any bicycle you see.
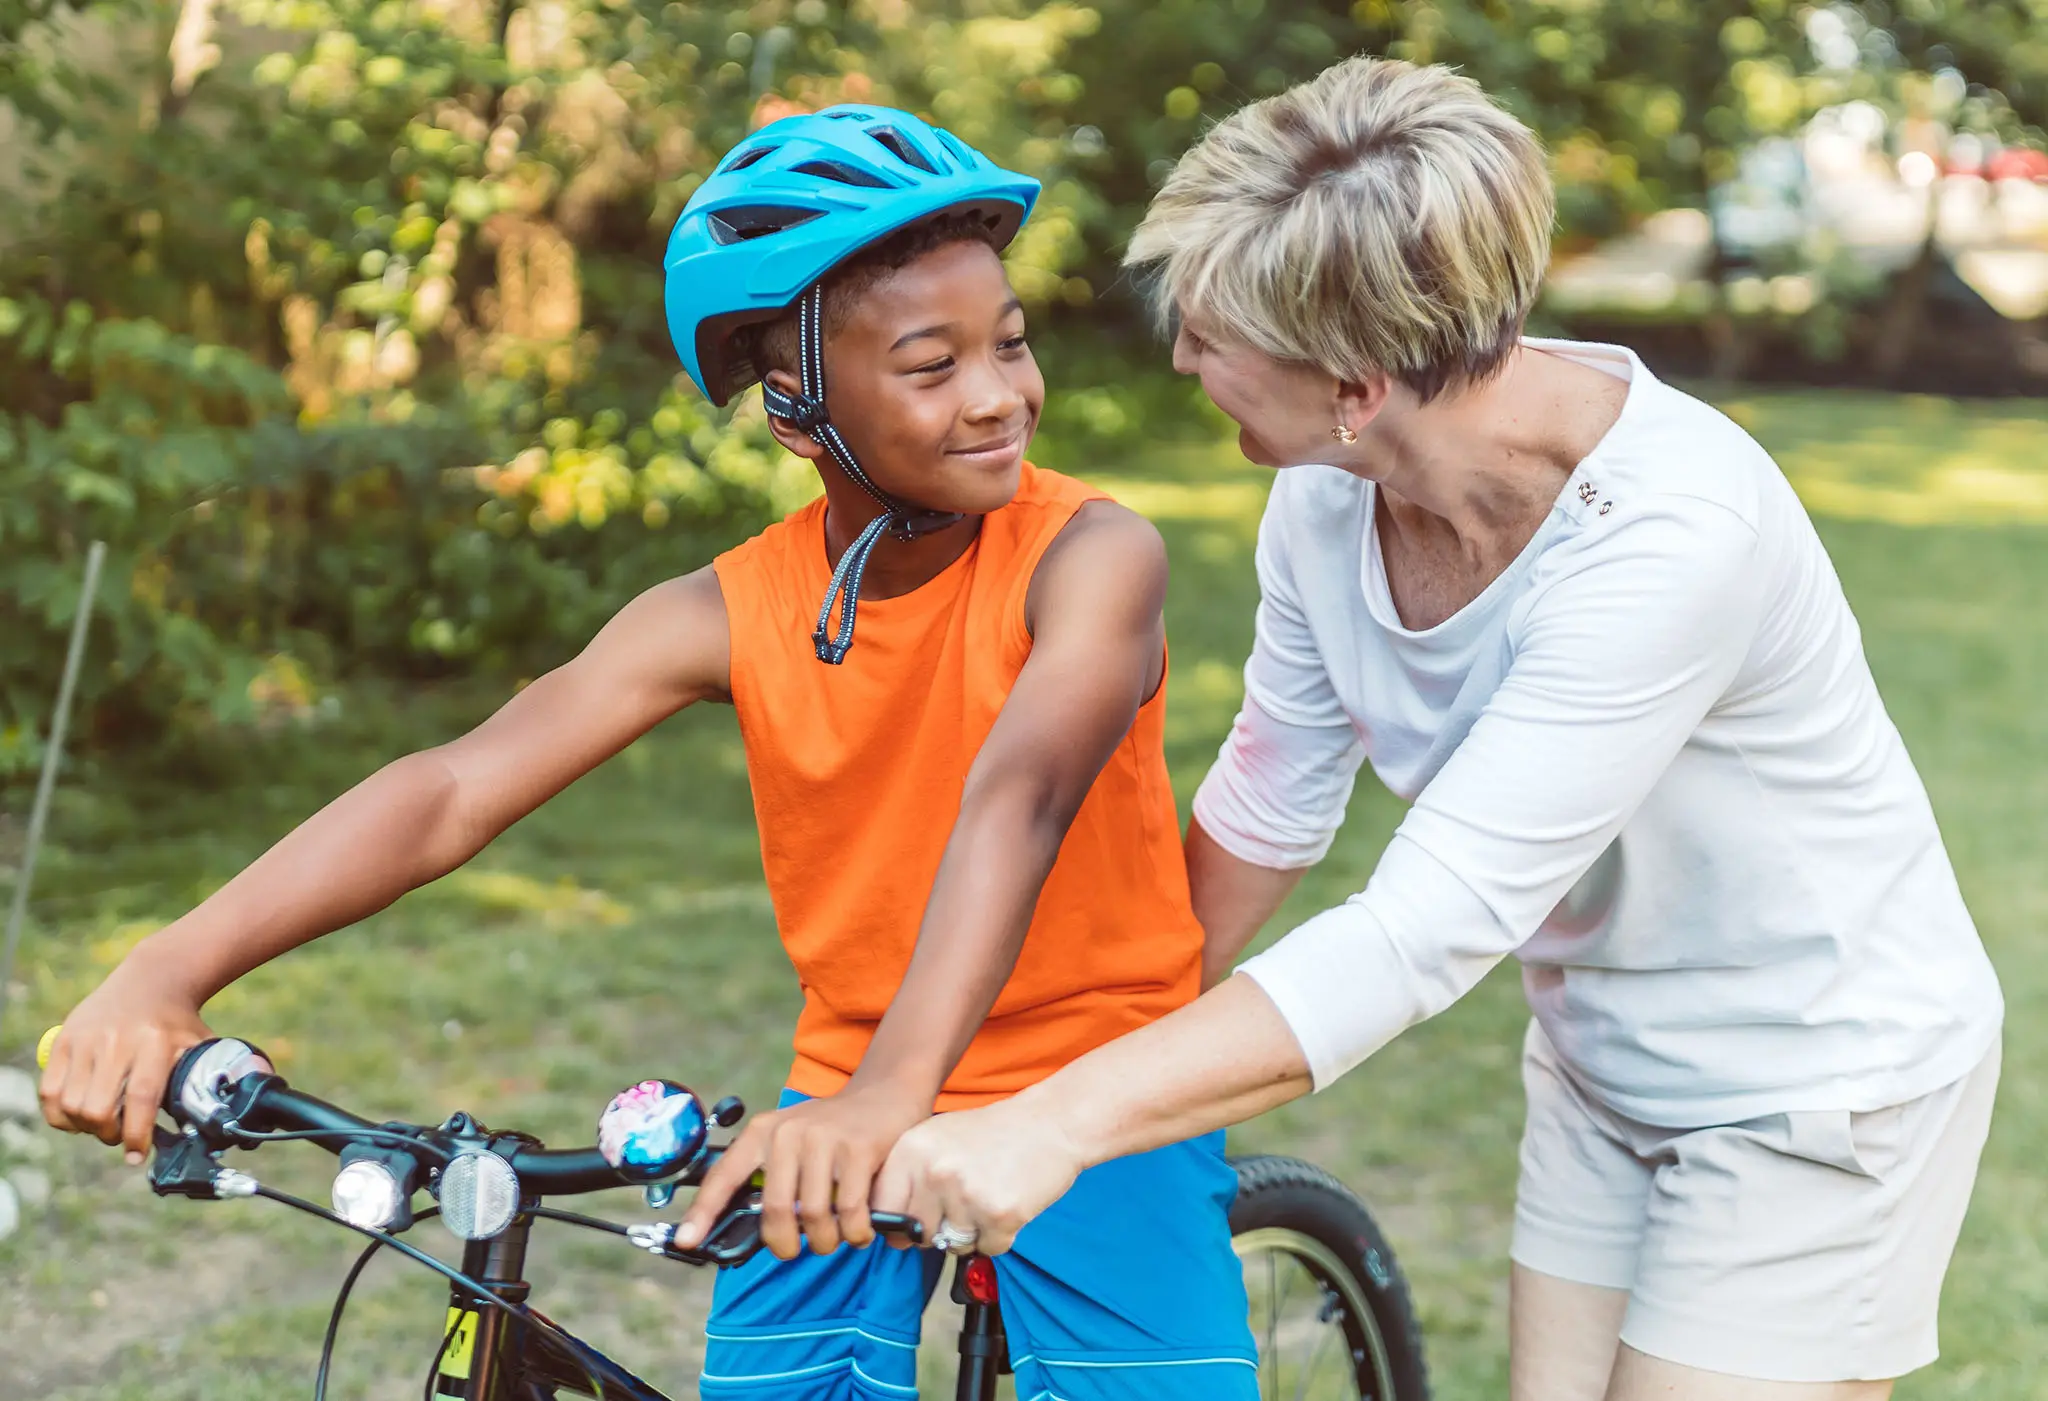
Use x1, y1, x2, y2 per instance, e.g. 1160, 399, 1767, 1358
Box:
36, 1028, 1430, 1400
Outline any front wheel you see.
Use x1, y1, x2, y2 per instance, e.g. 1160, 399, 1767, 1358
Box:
1230, 1154, 1430, 1401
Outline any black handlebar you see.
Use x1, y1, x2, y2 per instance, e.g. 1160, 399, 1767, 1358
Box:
241, 1082, 658, 1195
39, 1027, 928, 1268
127, 1034, 927, 1260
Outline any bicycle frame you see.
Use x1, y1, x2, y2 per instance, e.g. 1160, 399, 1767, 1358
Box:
39, 1029, 1421, 1401
427, 1209, 1008, 1401
432, 1210, 673, 1401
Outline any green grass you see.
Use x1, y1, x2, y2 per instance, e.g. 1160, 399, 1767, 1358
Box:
5, 388, 2048, 1398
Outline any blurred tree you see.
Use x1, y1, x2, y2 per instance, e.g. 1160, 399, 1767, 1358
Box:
1033, 0, 1819, 376
1840, 0, 2048, 379
0, 0, 1103, 771
4, 0, 2045, 774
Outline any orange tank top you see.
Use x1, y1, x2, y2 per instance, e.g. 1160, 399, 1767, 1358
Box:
712, 463, 1203, 1109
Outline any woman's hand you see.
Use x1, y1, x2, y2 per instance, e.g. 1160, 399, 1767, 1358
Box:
40, 958, 213, 1164
871, 1095, 1085, 1256
872, 977, 1314, 1256
675, 1080, 932, 1260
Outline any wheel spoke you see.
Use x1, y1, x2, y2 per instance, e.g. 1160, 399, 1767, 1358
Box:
1253, 1253, 1269, 1392
1236, 1224, 1393, 1401
1289, 1305, 1339, 1401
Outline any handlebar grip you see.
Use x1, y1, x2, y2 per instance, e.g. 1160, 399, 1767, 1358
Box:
870, 1211, 925, 1246
37, 1025, 60, 1071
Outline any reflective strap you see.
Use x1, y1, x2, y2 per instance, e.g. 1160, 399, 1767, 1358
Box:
755, 283, 961, 664
812, 511, 892, 664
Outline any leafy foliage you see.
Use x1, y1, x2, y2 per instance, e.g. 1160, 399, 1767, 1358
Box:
2, 0, 2043, 776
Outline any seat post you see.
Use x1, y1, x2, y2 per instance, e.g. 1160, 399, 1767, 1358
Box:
950, 1253, 1009, 1401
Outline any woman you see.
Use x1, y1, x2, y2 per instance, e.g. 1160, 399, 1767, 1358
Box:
870, 56, 2003, 1401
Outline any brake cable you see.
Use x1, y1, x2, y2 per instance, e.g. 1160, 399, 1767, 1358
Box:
251, 1186, 609, 1399
315, 1207, 440, 1401
531, 1205, 635, 1238
221, 1122, 444, 1155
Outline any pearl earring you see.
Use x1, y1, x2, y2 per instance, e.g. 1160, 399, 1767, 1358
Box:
1330, 425, 1358, 444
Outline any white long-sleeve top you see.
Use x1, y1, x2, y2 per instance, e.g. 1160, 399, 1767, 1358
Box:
1203, 339, 2002, 1126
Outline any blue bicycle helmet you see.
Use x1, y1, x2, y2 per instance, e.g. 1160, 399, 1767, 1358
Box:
662, 107, 1041, 665
664, 104, 1042, 408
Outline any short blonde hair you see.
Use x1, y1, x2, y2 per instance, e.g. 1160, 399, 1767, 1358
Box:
1127, 56, 1553, 402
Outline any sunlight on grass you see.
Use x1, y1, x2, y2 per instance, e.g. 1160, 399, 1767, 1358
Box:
426, 868, 633, 926
1721, 392, 2048, 527
1090, 476, 1270, 525
1090, 390, 2048, 532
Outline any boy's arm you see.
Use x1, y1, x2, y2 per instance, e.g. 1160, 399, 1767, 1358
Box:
41, 570, 732, 1160
678, 501, 1169, 1260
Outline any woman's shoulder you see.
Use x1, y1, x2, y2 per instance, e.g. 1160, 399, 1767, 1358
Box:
1573, 354, 1793, 537
1257, 465, 1372, 586
1266, 461, 1371, 529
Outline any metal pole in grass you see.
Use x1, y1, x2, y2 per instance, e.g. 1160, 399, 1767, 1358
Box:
0, 541, 107, 1043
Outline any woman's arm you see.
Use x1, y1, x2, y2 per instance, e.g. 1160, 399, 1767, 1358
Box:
872, 973, 1310, 1253
1186, 483, 1363, 983
875, 495, 1771, 1251
1188, 819, 1304, 987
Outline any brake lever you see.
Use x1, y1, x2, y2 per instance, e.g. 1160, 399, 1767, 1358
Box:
625, 1190, 764, 1266
148, 1127, 257, 1201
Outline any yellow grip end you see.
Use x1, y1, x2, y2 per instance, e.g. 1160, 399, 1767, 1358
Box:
36, 1025, 60, 1071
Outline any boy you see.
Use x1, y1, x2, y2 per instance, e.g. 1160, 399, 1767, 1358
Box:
41, 108, 1259, 1397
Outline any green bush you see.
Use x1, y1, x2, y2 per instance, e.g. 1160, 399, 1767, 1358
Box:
0, 3, 847, 775
4, 0, 2039, 780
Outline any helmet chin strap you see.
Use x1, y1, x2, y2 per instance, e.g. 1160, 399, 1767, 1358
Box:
760, 284, 963, 664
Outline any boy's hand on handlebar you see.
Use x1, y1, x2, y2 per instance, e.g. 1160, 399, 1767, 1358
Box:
39, 969, 213, 1164
675, 1080, 931, 1261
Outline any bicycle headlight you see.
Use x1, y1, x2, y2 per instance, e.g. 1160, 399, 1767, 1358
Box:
331, 1143, 417, 1232
332, 1159, 404, 1230
438, 1149, 521, 1241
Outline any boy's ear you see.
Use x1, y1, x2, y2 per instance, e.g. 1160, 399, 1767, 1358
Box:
761, 369, 826, 460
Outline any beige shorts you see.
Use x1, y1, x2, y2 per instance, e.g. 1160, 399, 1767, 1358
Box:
1510, 1020, 2000, 1383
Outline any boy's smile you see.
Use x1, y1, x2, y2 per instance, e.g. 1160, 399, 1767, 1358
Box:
767, 238, 1044, 519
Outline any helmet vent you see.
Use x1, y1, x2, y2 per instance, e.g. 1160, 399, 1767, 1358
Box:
706, 204, 825, 245
934, 131, 974, 167
868, 126, 939, 174
722, 144, 776, 173
792, 158, 893, 189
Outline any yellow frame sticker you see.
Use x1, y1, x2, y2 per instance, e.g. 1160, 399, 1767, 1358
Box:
439, 1306, 480, 1381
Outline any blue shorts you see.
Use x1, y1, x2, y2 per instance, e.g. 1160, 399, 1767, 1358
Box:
701, 1091, 1259, 1399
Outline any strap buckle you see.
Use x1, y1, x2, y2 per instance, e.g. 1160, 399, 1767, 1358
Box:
762, 384, 829, 435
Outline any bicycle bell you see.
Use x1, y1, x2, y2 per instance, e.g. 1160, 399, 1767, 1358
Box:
170, 1038, 275, 1130
596, 1079, 709, 1181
